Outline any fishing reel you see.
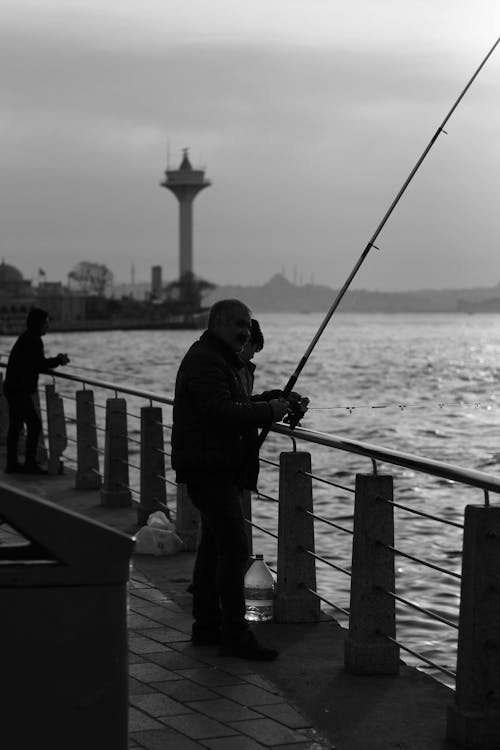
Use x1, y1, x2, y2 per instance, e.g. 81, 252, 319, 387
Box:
283, 395, 310, 429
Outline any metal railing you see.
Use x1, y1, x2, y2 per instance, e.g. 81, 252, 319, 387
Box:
1, 363, 499, 741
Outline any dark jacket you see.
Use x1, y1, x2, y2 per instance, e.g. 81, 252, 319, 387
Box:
171, 330, 276, 489
3, 331, 61, 395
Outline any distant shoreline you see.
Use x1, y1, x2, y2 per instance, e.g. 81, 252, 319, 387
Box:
204, 273, 500, 314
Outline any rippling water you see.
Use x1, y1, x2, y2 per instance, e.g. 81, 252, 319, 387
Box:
11, 312, 500, 685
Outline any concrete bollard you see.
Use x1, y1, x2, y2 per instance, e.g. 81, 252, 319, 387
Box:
241, 489, 253, 556
33, 390, 48, 466
447, 505, 500, 750
274, 451, 321, 623
100, 398, 132, 508
75, 389, 101, 490
345, 473, 399, 675
0, 373, 8, 446
176, 483, 199, 551
45, 384, 67, 475
138, 406, 168, 526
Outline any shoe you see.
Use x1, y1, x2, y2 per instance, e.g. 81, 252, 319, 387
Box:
191, 625, 221, 646
23, 463, 48, 475
220, 630, 279, 661
4, 463, 24, 474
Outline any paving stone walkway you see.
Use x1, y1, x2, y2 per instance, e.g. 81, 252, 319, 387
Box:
0, 473, 455, 750
128, 568, 334, 750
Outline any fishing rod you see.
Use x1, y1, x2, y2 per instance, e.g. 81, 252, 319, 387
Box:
260, 35, 500, 446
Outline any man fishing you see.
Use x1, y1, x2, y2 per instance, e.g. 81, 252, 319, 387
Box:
171, 299, 300, 659
3, 307, 70, 474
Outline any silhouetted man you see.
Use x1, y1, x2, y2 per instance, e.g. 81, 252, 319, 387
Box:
171, 299, 289, 660
4, 308, 69, 474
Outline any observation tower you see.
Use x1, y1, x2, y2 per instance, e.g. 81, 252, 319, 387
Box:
161, 148, 211, 278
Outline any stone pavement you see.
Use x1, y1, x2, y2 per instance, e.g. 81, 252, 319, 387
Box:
0, 470, 457, 750
128, 566, 334, 750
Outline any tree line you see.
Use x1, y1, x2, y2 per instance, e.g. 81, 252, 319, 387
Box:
67, 261, 214, 312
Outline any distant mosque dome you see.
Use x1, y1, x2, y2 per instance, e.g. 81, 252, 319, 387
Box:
0, 261, 24, 284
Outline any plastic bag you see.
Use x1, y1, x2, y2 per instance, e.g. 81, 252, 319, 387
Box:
147, 510, 174, 530
134, 512, 184, 556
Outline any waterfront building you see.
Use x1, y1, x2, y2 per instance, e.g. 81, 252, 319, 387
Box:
0, 262, 36, 332
0, 261, 86, 334
151, 265, 163, 300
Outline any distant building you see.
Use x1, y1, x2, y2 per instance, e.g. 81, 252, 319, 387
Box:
151, 265, 163, 299
36, 280, 87, 323
0, 261, 86, 334
0, 261, 36, 332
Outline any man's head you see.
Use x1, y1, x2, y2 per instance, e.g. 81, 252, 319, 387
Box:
208, 299, 251, 353
26, 307, 49, 336
240, 319, 264, 363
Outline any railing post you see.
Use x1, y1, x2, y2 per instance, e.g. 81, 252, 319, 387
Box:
100, 398, 132, 508
241, 489, 253, 556
274, 451, 320, 623
447, 505, 500, 750
45, 384, 67, 475
175, 483, 199, 551
33, 390, 48, 466
0, 372, 8, 446
345, 473, 399, 674
138, 406, 168, 526
75, 389, 101, 490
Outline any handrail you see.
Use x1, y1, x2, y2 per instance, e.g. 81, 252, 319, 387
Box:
7, 363, 491, 695
37, 367, 500, 496
42, 369, 175, 407
271, 423, 500, 495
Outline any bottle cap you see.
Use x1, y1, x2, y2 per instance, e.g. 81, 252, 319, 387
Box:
254, 554, 264, 560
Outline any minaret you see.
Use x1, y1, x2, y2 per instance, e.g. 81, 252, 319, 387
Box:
161, 148, 211, 279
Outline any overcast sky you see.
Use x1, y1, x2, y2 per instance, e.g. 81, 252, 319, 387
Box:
1, 1, 499, 291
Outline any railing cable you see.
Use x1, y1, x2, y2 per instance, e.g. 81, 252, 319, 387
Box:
256, 491, 279, 504
304, 509, 353, 535
377, 495, 464, 529
298, 469, 354, 493
304, 549, 352, 576
380, 588, 458, 629
303, 586, 350, 617
245, 519, 279, 540
378, 542, 461, 580
379, 632, 456, 680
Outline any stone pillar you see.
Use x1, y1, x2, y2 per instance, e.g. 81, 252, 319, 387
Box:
75, 389, 101, 490
241, 489, 253, 556
345, 473, 399, 674
274, 451, 320, 623
138, 406, 168, 526
100, 398, 132, 508
45, 384, 67, 475
32, 390, 48, 466
0, 372, 8, 446
176, 483, 199, 551
447, 505, 500, 749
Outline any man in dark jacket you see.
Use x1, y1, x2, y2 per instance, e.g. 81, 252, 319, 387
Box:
3, 307, 70, 474
172, 299, 289, 660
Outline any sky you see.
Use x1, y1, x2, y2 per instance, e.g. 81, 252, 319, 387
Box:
1, 1, 499, 291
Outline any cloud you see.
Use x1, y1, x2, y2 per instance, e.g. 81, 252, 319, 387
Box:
0, 4, 499, 288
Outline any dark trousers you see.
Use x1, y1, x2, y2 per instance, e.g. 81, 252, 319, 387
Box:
187, 481, 250, 637
5, 391, 42, 467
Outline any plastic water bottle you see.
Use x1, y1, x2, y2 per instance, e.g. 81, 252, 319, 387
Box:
244, 554, 275, 622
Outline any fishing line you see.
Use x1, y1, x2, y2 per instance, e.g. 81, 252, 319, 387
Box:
259, 36, 500, 447
307, 401, 496, 412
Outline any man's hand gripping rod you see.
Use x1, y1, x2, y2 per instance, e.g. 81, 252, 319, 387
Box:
259, 36, 500, 448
